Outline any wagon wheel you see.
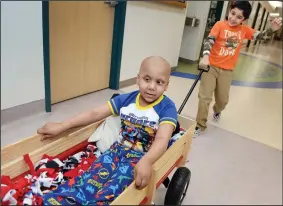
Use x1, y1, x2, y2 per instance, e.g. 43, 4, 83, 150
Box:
164, 167, 191, 205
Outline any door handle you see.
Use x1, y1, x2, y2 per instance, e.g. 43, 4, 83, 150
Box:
104, 0, 118, 7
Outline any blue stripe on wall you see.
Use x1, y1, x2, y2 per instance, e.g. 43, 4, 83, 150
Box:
171, 71, 282, 89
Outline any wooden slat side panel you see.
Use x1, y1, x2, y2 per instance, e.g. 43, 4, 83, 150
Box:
145, 169, 158, 205
178, 115, 195, 130
1, 121, 102, 178
153, 132, 187, 170
156, 145, 185, 181
1, 134, 61, 165
111, 144, 186, 205
1, 121, 103, 165
110, 182, 147, 205
178, 123, 195, 166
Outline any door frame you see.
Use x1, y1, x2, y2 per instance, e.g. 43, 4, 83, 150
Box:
42, 1, 127, 112
254, 7, 266, 45
246, 2, 261, 48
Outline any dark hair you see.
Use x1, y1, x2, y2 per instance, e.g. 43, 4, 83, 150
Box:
230, 1, 252, 19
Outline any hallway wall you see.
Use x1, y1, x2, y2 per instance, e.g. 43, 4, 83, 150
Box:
247, 1, 259, 27
179, 1, 211, 61
1, 1, 188, 109
119, 1, 187, 81
1, 1, 45, 110
275, 7, 282, 16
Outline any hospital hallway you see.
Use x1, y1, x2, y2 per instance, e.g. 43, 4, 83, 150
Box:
1, 1, 282, 205
1, 38, 282, 205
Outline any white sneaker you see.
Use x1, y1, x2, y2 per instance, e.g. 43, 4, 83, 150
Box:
194, 127, 204, 137
212, 112, 221, 123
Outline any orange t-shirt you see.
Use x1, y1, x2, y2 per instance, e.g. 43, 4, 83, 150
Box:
208, 21, 255, 70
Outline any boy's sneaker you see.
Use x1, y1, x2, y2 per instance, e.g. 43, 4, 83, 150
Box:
213, 112, 221, 123
194, 127, 203, 137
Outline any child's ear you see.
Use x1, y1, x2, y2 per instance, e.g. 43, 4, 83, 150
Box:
165, 81, 169, 91
136, 74, 140, 85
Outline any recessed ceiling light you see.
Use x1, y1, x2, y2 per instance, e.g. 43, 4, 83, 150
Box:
269, 13, 280, 17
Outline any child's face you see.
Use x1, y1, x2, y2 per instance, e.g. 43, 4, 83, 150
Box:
228, 7, 246, 27
137, 59, 170, 104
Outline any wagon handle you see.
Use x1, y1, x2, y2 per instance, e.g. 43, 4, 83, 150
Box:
177, 65, 209, 114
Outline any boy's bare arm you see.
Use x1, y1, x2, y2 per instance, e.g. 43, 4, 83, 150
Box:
38, 103, 112, 138
252, 28, 275, 41
252, 17, 282, 41
143, 123, 175, 164
61, 103, 112, 130
134, 123, 175, 189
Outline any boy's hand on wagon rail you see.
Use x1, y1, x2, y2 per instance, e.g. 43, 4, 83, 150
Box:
134, 156, 152, 190
134, 124, 175, 190
37, 103, 113, 141
37, 122, 65, 140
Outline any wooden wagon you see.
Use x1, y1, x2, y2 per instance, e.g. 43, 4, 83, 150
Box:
1, 115, 194, 205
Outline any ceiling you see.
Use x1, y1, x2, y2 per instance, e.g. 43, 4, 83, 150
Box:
268, 1, 282, 9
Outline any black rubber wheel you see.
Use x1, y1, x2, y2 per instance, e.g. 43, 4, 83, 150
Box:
162, 177, 170, 188
164, 167, 191, 205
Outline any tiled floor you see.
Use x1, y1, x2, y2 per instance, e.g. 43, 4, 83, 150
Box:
177, 54, 282, 84
241, 39, 282, 66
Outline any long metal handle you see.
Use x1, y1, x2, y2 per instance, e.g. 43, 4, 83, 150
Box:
177, 64, 210, 114
178, 70, 204, 114
198, 65, 210, 72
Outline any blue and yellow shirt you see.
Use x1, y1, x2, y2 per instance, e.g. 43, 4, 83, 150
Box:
108, 90, 178, 153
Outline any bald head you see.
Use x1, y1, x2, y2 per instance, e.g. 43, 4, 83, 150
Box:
137, 56, 171, 103
139, 56, 171, 79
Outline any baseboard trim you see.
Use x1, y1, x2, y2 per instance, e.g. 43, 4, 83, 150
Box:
1, 99, 45, 125
171, 66, 178, 72
179, 57, 199, 64
119, 77, 136, 89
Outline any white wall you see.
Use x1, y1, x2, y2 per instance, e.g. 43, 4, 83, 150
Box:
248, 1, 259, 27
254, 5, 264, 30
261, 11, 268, 32
179, 1, 211, 61
119, 1, 187, 81
275, 7, 282, 17
261, 1, 277, 13
1, 1, 45, 110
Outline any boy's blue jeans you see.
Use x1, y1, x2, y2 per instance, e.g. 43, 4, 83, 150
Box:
43, 142, 143, 205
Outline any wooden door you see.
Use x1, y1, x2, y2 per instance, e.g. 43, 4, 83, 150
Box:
49, 2, 114, 104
